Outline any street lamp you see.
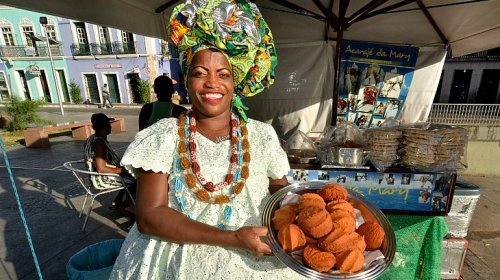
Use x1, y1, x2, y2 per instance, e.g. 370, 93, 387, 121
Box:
40, 16, 64, 115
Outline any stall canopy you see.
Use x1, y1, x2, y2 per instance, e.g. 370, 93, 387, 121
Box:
3, 0, 500, 137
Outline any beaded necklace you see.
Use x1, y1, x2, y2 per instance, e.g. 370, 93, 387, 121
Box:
174, 111, 250, 229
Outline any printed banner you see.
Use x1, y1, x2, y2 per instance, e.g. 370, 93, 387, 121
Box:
337, 40, 419, 127
288, 169, 454, 213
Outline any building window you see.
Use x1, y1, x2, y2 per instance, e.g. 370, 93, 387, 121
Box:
1, 27, 15, 46
98, 26, 110, 44
434, 70, 444, 103
46, 24, 57, 40
449, 69, 472, 103
486, 47, 500, 57
22, 26, 34, 46
161, 40, 170, 56
17, 70, 31, 100
121, 31, 133, 43
0, 72, 10, 100
477, 69, 500, 104
74, 22, 87, 44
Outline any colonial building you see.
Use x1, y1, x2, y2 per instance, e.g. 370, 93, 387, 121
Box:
0, 6, 176, 105
58, 19, 172, 104
435, 48, 500, 104
0, 7, 69, 103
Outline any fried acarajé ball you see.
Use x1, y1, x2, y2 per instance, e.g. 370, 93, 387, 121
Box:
297, 206, 333, 239
329, 209, 356, 233
335, 249, 365, 273
299, 193, 326, 210
325, 200, 356, 219
277, 224, 307, 252
272, 204, 298, 231
318, 230, 366, 254
303, 244, 336, 273
356, 221, 385, 250
318, 183, 348, 201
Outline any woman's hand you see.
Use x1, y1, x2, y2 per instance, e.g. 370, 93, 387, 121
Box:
234, 226, 271, 256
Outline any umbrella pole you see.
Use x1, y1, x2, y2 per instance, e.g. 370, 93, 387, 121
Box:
330, 0, 350, 126
332, 29, 342, 126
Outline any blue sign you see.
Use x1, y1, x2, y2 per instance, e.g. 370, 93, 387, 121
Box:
337, 40, 419, 128
288, 169, 453, 213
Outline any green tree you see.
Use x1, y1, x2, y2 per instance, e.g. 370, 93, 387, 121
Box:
69, 81, 83, 104
137, 78, 152, 104
3, 97, 52, 131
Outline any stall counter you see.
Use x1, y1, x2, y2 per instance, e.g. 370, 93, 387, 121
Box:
288, 163, 456, 215
381, 215, 448, 279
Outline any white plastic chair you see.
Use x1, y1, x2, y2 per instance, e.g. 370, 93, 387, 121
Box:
63, 160, 135, 231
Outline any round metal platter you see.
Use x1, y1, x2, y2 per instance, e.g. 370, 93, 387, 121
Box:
262, 182, 396, 280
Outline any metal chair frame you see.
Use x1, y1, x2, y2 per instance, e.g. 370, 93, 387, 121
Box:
63, 160, 135, 231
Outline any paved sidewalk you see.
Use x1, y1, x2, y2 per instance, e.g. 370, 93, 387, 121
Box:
0, 105, 498, 279
0, 105, 140, 280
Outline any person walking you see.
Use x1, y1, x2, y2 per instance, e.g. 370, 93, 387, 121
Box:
102, 83, 114, 109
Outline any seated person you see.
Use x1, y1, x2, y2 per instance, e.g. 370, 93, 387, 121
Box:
138, 75, 187, 131
83, 113, 136, 215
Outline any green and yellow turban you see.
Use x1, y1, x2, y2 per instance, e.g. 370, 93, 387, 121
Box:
168, 0, 277, 121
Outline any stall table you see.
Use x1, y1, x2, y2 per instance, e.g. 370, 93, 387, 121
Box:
287, 163, 454, 279
381, 215, 448, 279
288, 163, 456, 215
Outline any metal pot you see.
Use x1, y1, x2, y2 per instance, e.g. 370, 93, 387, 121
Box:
287, 149, 318, 164
327, 147, 368, 166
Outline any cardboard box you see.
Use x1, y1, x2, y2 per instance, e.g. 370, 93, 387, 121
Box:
441, 238, 468, 279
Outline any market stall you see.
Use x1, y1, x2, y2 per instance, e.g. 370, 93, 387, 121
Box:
272, 36, 473, 278
0, 0, 493, 278
282, 110, 471, 278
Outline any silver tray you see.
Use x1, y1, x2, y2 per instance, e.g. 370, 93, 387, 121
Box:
262, 182, 396, 280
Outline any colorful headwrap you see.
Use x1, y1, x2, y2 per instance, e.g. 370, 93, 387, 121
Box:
168, 0, 277, 121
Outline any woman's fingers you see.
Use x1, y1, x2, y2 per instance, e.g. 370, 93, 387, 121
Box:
253, 226, 268, 237
252, 227, 272, 256
236, 226, 273, 256
256, 242, 272, 256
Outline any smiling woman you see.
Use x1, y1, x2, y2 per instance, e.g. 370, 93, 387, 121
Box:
187, 49, 234, 126
109, 1, 302, 279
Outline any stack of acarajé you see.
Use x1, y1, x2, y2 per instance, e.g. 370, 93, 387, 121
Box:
272, 183, 386, 274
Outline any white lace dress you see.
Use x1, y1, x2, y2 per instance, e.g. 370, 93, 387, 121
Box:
110, 118, 306, 280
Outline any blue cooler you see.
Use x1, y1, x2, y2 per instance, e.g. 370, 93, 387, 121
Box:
66, 239, 124, 280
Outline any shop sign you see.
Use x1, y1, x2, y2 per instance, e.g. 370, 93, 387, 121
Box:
336, 40, 419, 128
289, 170, 454, 213
28, 65, 40, 76
94, 63, 122, 69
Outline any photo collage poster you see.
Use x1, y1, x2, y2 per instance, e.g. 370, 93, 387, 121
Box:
337, 40, 419, 128
288, 169, 453, 213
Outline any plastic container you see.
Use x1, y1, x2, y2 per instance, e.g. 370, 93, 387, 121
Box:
66, 239, 124, 280
441, 238, 468, 279
445, 177, 480, 237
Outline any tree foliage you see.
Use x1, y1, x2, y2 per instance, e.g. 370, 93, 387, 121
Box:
69, 81, 83, 104
3, 97, 52, 131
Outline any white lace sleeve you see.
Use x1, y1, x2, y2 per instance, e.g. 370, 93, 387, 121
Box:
249, 120, 290, 179
120, 118, 178, 177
